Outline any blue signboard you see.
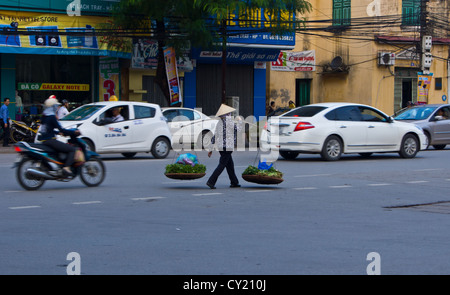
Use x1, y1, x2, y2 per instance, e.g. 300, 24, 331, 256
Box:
0, 0, 119, 15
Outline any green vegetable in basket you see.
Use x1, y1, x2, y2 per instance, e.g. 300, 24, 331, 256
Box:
242, 165, 283, 178
165, 163, 206, 174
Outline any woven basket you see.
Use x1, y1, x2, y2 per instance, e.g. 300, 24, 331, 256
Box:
242, 174, 283, 185
165, 173, 206, 180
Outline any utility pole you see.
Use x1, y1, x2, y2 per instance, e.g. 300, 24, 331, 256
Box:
419, 0, 432, 74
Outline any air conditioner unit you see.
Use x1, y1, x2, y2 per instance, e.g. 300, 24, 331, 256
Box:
378, 52, 395, 66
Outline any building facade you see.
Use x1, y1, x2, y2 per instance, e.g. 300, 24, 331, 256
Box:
267, 0, 450, 115
0, 0, 127, 118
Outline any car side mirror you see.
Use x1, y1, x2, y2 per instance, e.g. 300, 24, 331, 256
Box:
434, 115, 444, 121
96, 117, 113, 126
387, 116, 394, 123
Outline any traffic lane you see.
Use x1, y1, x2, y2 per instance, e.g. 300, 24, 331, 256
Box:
2, 176, 450, 274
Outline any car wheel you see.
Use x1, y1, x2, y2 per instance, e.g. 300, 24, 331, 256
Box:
279, 151, 299, 160
198, 130, 213, 150
83, 138, 95, 152
321, 135, 342, 161
432, 144, 446, 150
151, 137, 170, 159
424, 132, 431, 149
399, 134, 419, 158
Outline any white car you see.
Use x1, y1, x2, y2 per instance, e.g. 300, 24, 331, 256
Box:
260, 102, 428, 161
58, 101, 172, 158
162, 107, 218, 149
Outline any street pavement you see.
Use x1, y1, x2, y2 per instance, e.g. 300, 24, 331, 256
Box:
1, 147, 450, 275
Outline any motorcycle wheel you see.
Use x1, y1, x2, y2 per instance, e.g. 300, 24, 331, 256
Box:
16, 159, 45, 191
79, 157, 105, 187
10, 127, 24, 143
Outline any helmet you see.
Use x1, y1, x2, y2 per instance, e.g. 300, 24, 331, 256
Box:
44, 95, 60, 108
62, 99, 69, 104
109, 95, 118, 101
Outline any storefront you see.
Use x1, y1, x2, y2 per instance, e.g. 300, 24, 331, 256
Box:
0, 1, 128, 118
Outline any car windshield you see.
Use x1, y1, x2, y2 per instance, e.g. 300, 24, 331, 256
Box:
60, 105, 104, 121
282, 106, 327, 117
394, 107, 437, 121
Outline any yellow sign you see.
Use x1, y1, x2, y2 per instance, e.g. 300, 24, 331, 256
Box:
18, 82, 89, 91
0, 10, 130, 58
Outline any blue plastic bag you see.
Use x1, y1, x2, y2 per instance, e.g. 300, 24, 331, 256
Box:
176, 153, 199, 167
258, 160, 273, 170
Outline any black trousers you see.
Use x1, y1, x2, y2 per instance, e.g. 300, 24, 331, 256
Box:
0, 119, 9, 146
208, 151, 239, 186
43, 139, 76, 167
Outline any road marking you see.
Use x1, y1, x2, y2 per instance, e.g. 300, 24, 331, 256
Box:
244, 189, 272, 193
131, 197, 166, 201
367, 183, 392, 186
405, 180, 429, 184
4, 190, 23, 193
9, 206, 41, 210
293, 187, 318, 190
192, 193, 223, 196
413, 168, 443, 172
329, 185, 352, 189
294, 174, 332, 178
72, 201, 102, 205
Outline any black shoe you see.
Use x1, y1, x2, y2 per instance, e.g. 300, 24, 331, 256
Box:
206, 182, 216, 189
62, 168, 74, 177
230, 184, 241, 188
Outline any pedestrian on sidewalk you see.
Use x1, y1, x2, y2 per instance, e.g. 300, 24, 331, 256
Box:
0, 98, 10, 147
206, 104, 242, 189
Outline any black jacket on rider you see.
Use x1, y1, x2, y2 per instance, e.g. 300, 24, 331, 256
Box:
38, 115, 76, 141
38, 103, 78, 170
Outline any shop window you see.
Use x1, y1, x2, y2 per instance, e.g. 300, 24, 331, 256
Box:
16, 54, 92, 113
333, 0, 351, 26
435, 78, 442, 90
402, 0, 421, 26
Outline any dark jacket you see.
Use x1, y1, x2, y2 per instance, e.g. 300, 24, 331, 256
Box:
38, 115, 76, 141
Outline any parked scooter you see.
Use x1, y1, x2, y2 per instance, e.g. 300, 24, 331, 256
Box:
10, 116, 40, 143
13, 131, 105, 190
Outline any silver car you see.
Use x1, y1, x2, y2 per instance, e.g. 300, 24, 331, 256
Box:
394, 104, 450, 150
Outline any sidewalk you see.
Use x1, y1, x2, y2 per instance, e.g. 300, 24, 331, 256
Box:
0, 145, 15, 154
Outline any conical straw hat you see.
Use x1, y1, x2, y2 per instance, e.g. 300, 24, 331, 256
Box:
216, 104, 236, 117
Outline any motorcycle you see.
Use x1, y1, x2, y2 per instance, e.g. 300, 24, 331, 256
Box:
13, 132, 106, 191
10, 116, 40, 143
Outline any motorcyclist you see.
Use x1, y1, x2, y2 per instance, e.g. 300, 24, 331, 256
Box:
37, 95, 80, 177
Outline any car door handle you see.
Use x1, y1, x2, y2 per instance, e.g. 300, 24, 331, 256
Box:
368, 125, 375, 128
124, 126, 129, 129
340, 125, 347, 128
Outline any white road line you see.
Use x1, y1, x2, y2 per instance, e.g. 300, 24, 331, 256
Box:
4, 190, 23, 193
329, 185, 352, 189
293, 187, 318, 190
9, 206, 41, 210
413, 168, 443, 172
406, 180, 429, 184
192, 193, 223, 196
131, 197, 166, 201
72, 201, 102, 205
244, 189, 272, 193
367, 183, 393, 186
294, 174, 332, 178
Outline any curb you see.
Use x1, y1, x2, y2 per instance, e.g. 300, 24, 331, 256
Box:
0, 146, 15, 154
